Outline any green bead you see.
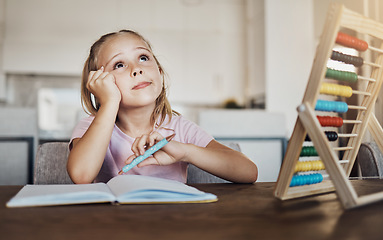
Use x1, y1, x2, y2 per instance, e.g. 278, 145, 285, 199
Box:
326, 68, 358, 83
300, 146, 318, 157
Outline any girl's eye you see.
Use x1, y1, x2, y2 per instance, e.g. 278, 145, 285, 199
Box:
139, 55, 149, 62
114, 62, 126, 69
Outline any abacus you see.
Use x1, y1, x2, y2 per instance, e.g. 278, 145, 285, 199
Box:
274, 3, 383, 209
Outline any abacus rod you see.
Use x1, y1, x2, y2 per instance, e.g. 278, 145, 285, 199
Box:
347, 105, 367, 110
297, 159, 349, 164
343, 119, 362, 124
368, 45, 383, 54
322, 174, 330, 179
337, 133, 358, 138
333, 146, 353, 151
295, 172, 329, 180
357, 76, 376, 82
352, 90, 371, 96
364, 61, 381, 68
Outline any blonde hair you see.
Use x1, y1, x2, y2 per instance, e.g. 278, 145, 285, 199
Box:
81, 30, 178, 127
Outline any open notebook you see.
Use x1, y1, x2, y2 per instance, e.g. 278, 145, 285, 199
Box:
6, 175, 218, 208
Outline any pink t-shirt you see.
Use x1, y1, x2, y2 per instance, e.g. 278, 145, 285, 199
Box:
70, 114, 214, 183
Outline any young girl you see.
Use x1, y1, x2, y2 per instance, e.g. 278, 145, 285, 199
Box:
67, 30, 258, 184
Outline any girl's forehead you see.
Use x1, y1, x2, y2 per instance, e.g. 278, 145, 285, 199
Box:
97, 34, 151, 64
102, 34, 149, 53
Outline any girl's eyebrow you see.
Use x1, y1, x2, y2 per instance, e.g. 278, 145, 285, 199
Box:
136, 46, 151, 52
105, 52, 123, 67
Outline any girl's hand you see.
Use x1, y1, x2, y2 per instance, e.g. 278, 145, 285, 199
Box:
125, 132, 186, 167
87, 67, 121, 107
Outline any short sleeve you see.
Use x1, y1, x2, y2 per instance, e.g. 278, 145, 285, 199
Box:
69, 116, 94, 148
171, 116, 214, 148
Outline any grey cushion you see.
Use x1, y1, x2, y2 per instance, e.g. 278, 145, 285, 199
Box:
34, 142, 73, 184
187, 164, 230, 183
186, 142, 241, 184
357, 142, 383, 177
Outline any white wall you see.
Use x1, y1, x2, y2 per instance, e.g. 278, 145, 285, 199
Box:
245, 0, 265, 106
2, 0, 247, 106
1, 0, 318, 135
0, 0, 5, 101
265, 0, 314, 135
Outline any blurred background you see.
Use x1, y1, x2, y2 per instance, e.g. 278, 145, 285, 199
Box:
0, 0, 382, 184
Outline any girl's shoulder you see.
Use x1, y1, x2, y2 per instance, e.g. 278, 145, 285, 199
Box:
161, 114, 213, 146
72, 115, 94, 130
164, 114, 196, 128
79, 115, 95, 124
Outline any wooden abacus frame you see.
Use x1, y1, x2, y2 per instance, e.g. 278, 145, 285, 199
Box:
274, 3, 383, 209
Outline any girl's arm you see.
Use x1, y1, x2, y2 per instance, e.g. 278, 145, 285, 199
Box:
67, 68, 121, 184
67, 104, 118, 184
184, 140, 258, 183
128, 134, 258, 183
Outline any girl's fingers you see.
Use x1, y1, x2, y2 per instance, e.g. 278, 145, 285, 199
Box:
98, 71, 110, 80
87, 68, 104, 89
136, 156, 158, 168
131, 135, 148, 156
148, 132, 164, 146
130, 132, 165, 161
125, 154, 136, 164
88, 71, 97, 82
137, 134, 150, 155
148, 132, 160, 147
124, 155, 159, 169
90, 71, 108, 85
91, 67, 104, 80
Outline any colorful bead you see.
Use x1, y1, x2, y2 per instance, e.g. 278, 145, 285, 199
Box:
320, 83, 353, 97
295, 160, 325, 172
290, 173, 324, 187
305, 131, 338, 142
315, 99, 348, 113
317, 116, 343, 127
331, 51, 363, 67
336, 32, 368, 52
300, 146, 318, 157
326, 68, 358, 83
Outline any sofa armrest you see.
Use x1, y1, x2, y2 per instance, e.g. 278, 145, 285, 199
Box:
357, 142, 383, 177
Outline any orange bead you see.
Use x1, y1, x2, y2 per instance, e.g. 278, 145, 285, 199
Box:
336, 32, 368, 52
317, 116, 343, 127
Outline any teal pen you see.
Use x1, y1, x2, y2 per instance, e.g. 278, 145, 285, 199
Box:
118, 133, 176, 174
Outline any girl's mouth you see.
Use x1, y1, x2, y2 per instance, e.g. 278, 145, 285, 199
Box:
132, 82, 152, 90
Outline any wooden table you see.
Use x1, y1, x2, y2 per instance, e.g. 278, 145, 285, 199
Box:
1, 180, 383, 240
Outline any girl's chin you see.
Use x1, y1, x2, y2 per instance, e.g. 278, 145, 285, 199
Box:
120, 99, 157, 109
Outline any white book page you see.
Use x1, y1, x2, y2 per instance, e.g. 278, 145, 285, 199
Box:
107, 175, 205, 198
6, 183, 115, 207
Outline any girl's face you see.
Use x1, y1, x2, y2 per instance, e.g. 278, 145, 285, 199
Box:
97, 34, 163, 110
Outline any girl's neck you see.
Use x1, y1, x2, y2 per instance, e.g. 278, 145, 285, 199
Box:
116, 107, 155, 138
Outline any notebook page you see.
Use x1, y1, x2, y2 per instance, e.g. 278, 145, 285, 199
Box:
6, 183, 115, 207
107, 175, 206, 197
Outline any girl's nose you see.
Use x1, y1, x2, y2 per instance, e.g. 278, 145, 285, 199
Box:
132, 70, 143, 77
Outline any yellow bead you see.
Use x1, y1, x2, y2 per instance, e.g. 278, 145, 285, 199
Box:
320, 83, 352, 98
295, 160, 325, 172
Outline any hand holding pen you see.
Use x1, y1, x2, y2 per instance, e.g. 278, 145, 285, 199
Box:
119, 133, 176, 174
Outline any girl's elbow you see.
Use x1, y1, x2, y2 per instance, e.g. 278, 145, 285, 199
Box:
69, 172, 94, 184
245, 162, 258, 183
67, 165, 94, 184
233, 162, 258, 184
251, 165, 258, 183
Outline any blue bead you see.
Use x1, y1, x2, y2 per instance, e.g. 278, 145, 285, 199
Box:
315, 100, 348, 113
